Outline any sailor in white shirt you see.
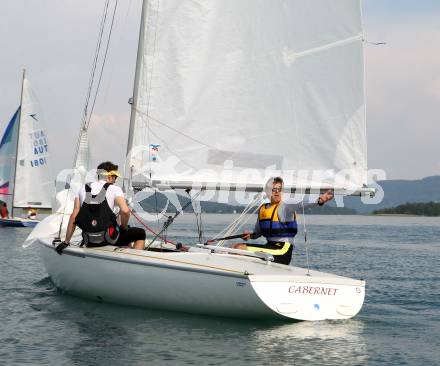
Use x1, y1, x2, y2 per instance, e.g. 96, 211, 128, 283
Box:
57, 161, 146, 253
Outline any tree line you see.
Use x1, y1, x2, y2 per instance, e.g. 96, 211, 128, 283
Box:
373, 202, 440, 216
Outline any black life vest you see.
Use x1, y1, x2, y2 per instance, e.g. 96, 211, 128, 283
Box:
74, 183, 120, 246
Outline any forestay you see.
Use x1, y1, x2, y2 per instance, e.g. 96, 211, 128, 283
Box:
127, 0, 367, 192
13, 76, 52, 208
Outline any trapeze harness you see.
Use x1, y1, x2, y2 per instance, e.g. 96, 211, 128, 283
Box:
247, 203, 298, 265
74, 183, 120, 247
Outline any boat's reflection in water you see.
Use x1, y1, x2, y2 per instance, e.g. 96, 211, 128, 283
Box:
251, 320, 368, 365
48, 294, 367, 365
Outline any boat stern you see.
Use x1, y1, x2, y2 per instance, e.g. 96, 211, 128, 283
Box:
248, 273, 366, 321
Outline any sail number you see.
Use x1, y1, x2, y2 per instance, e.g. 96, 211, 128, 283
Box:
29, 129, 48, 167
30, 157, 47, 167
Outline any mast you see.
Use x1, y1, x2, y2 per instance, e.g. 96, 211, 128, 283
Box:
10, 69, 26, 218
126, 0, 148, 160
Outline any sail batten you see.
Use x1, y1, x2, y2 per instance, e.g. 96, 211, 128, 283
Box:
128, 0, 367, 191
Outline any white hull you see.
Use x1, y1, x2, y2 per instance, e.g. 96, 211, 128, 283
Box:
39, 239, 365, 321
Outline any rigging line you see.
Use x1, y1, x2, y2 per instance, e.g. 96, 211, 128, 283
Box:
130, 208, 175, 244
99, 0, 134, 106
133, 107, 215, 149
216, 193, 263, 246
215, 199, 254, 240
86, 0, 119, 129
219, 210, 250, 242
218, 201, 253, 238
82, 0, 110, 128
301, 196, 311, 276
73, 0, 110, 165
61, 1, 115, 237
186, 189, 203, 243
199, 208, 203, 243
146, 189, 203, 249
153, 181, 159, 225
218, 203, 261, 247
226, 199, 262, 236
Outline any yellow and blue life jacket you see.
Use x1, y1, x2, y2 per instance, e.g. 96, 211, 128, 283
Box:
258, 203, 298, 239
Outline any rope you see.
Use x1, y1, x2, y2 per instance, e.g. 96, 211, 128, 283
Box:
301, 197, 311, 276
60, 0, 119, 237
222, 200, 262, 244
145, 189, 203, 249
213, 197, 254, 240
215, 199, 259, 244
186, 190, 203, 243
214, 193, 264, 247
130, 208, 175, 244
86, 0, 119, 129
81, 0, 110, 128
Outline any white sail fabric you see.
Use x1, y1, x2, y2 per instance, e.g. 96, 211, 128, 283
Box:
128, 0, 366, 191
25, 129, 89, 246
24, 189, 81, 248
13, 76, 53, 208
74, 128, 91, 177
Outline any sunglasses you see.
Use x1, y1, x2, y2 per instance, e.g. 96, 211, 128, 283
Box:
272, 187, 282, 192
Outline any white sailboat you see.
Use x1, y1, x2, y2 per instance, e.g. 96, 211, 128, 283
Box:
0, 70, 52, 227
31, 0, 372, 321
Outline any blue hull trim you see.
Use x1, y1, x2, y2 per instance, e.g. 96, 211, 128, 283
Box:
0, 218, 38, 227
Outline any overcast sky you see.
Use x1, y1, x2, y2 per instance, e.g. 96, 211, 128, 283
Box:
1, 0, 439, 181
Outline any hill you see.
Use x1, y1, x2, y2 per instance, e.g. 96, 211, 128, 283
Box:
373, 202, 440, 216
344, 176, 440, 213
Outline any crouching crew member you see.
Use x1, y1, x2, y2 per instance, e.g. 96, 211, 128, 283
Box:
233, 177, 333, 265
56, 161, 145, 254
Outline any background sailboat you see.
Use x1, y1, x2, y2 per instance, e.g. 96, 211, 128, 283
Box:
0, 70, 53, 227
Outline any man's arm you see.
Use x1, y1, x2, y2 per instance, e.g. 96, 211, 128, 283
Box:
65, 197, 80, 244
283, 190, 334, 210
115, 196, 130, 229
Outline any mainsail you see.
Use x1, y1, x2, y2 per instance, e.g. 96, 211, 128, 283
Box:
127, 0, 367, 193
12, 74, 53, 209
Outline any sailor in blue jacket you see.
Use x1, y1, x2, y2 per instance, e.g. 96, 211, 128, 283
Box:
234, 177, 333, 264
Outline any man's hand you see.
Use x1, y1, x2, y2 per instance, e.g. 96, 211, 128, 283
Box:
55, 242, 69, 255
242, 231, 251, 241
175, 243, 189, 252
318, 190, 334, 205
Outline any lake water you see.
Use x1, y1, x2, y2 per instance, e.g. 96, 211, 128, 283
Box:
1, 214, 439, 365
